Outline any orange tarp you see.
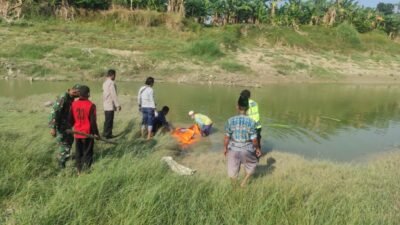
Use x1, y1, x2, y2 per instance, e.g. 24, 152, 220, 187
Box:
171, 124, 201, 145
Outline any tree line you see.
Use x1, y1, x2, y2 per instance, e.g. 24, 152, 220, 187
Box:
1, 0, 399, 38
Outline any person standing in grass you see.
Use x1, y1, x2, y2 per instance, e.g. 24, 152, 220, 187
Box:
70, 85, 99, 175
48, 84, 80, 168
102, 69, 121, 139
224, 95, 262, 187
138, 77, 156, 140
188, 110, 213, 136
240, 89, 262, 149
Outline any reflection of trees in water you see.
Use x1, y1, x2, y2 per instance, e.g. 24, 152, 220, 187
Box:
265, 100, 400, 142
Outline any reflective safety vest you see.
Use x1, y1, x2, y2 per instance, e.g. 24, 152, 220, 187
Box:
248, 99, 261, 129
194, 113, 213, 126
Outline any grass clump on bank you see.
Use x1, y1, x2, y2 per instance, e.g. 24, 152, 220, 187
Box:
186, 39, 224, 61
1, 95, 400, 224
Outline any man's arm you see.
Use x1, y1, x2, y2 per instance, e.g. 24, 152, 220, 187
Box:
89, 104, 100, 136
110, 83, 121, 111
252, 138, 261, 157
48, 96, 65, 136
137, 87, 143, 110
224, 135, 230, 156
223, 120, 231, 156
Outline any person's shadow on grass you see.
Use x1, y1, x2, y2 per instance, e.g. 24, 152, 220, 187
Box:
254, 157, 276, 179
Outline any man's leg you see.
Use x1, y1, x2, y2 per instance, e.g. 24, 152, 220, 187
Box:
240, 173, 252, 187
75, 139, 84, 174
56, 131, 73, 168
82, 138, 94, 170
141, 109, 147, 138
103, 111, 114, 138
241, 151, 258, 187
227, 150, 240, 187
146, 108, 154, 140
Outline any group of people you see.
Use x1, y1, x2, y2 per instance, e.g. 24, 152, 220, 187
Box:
49, 83, 99, 175
49, 70, 263, 185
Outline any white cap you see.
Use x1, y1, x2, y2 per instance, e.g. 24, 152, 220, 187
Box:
188, 110, 194, 116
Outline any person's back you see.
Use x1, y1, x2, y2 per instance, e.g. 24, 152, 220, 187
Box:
152, 106, 170, 134
137, 85, 155, 109
70, 85, 99, 174
138, 77, 156, 140
194, 113, 212, 126
71, 99, 95, 138
224, 95, 261, 187
225, 115, 256, 144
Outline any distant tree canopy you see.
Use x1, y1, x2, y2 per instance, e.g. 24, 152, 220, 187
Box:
377, 2, 394, 15
1, 0, 400, 39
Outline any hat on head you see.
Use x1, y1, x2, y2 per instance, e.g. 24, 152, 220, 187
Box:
72, 84, 81, 90
188, 110, 194, 116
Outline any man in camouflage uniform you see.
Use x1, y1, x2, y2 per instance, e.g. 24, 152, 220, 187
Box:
48, 84, 80, 168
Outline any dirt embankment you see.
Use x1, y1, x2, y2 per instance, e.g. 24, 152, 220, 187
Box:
2, 47, 400, 86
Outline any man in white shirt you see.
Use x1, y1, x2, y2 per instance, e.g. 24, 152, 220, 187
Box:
137, 77, 155, 140
102, 69, 121, 139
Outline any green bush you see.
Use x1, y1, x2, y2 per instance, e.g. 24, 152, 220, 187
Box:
336, 23, 361, 45
14, 44, 57, 60
186, 39, 224, 60
219, 60, 248, 72
222, 25, 242, 50
182, 18, 203, 32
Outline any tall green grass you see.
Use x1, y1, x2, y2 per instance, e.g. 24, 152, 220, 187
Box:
1, 95, 400, 224
186, 39, 224, 61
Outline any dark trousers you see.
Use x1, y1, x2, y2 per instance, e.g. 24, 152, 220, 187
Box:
103, 111, 114, 138
75, 138, 94, 172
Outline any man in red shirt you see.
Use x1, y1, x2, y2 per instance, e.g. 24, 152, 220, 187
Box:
70, 85, 99, 174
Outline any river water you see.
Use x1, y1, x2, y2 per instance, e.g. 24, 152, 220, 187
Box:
2, 80, 400, 162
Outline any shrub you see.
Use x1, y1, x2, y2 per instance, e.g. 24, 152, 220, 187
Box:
222, 25, 242, 50
336, 22, 361, 45
186, 39, 223, 60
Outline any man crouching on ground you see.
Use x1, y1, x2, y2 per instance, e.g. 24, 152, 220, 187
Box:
224, 95, 262, 187
70, 85, 99, 175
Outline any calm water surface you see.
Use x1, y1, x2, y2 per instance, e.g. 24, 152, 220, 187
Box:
2, 80, 400, 162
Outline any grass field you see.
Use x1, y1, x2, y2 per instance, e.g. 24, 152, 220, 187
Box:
0, 16, 400, 84
1, 94, 400, 225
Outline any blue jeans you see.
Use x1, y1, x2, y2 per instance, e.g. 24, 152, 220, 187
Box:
141, 108, 154, 128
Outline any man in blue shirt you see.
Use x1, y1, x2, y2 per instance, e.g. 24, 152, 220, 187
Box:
224, 95, 262, 187
152, 106, 172, 134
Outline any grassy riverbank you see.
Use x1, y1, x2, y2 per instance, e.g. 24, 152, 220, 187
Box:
1, 17, 400, 85
1, 95, 400, 224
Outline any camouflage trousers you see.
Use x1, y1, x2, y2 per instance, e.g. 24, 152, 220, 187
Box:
56, 130, 74, 168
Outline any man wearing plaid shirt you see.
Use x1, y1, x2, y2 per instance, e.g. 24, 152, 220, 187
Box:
224, 95, 262, 187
